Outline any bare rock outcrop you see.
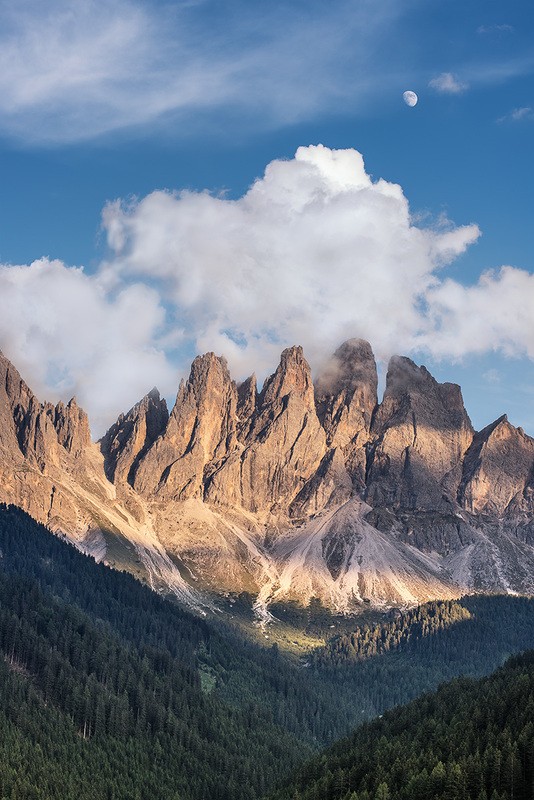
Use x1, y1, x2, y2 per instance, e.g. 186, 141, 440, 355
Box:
100, 389, 169, 485
205, 346, 327, 514
53, 398, 91, 458
0, 352, 97, 533
366, 356, 474, 510
315, 338, 377, 492
236, 375, 257, 441
289, 448, 352, 519
133, 353, 239, 501
458, 415, 534, 516
1, 353, 58, 471
2, 340, 534, 615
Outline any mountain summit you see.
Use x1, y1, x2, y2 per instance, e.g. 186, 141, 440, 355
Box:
0, 342, 533, 615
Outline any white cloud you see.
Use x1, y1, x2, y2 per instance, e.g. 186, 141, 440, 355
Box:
497, 106, 534, 123
422, 267, 534, 360
99, 145, 480, 378
429, 72, 468, 94
483, 369, 501, 384
1, 146, 533, 434
477, 24, 514, 35
0, 258, 176, 436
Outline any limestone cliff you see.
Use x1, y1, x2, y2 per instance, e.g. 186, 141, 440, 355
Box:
100, 389, 169, 485
133, 353, 239, 501
205, 346, 327, 515
458, 415, 534, 516
366, 356, 474, 511
1, 341, 534, 617
314, 338, 377, 494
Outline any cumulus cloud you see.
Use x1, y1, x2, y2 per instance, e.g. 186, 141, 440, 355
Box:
101, 145, 482, 380
422, 267, 534, 360
429, 72, 468, 94
0, 258, 176, 436
1, 146, 533, 433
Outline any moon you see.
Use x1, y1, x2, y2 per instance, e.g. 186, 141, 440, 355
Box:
403, 90, 418, 107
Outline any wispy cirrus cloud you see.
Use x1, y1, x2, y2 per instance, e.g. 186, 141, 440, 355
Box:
0, 1, 533, 146
0, 0, 408, 145
497, 106, 534, 123
476, 23, 514, 35
429, 72, 468, 94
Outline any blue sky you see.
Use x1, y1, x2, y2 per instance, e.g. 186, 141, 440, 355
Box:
0, 0, 532, 436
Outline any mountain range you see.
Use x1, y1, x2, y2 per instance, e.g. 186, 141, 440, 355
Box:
1, 339, 533, 618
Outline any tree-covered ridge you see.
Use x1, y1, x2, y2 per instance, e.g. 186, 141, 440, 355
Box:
271, 650, 534, 800
3, 503, 534, 798
308, 601, 472, 668
0, 524, 307, 799
0, 503, 362, 747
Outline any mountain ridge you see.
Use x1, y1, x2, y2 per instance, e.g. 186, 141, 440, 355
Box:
0, 339, 533, 617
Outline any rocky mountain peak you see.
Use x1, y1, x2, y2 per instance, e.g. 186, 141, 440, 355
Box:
100, 389, 169, 485
372, 356, 473, 434
259, 345, 314, 408
133, 353, 238, 500
366, 356, 474, 510
172, 352, 231, 409
314, 339, 377, 491
205, 346, 327, 514
315, 338, 377, 397
0, 351, 34, 457
459, 414, 534, 516
54, 398, 91, 457
236, 374, 257, 441
1, 341, 534, 616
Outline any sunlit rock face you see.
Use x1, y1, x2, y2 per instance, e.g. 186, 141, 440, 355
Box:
205, 346, 327, 515
1, 341, 534, 616
132, 353, 239, 501
458, 415, 534, 516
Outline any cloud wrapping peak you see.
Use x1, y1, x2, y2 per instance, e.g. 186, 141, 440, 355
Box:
0, 145, 532, 434
102, 144, 480, 377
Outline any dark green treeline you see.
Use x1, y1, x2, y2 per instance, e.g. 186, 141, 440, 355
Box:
1, 503, 534, 799
270, 650, 534, 800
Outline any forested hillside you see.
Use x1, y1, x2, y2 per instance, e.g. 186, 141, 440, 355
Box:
271, 650, 534, 800
308, 601, 472, 668
0, 507, 308, 800
1, 503, 534, 798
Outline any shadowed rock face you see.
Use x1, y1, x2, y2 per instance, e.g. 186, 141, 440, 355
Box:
236, 375, 257, 441
366, 356, 474, 511
1, 342, 534, 614
100, 389, 169, 485
314, 338, 377, 493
